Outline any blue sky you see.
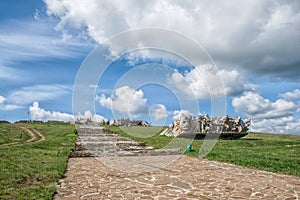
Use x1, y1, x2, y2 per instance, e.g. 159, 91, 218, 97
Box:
0, 0, 300, 134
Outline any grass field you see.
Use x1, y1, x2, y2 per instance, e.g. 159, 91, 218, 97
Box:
105, 125, 300, 177
117, 126, 165, 138
105, 125, 172, 149
0, 122, 77, 199
0, 123, 30, 145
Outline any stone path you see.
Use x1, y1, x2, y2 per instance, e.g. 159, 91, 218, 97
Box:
54, 126, 300, 200
71, 126, 180, 158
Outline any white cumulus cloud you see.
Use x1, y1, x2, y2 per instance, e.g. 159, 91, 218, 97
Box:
29, 101, 106, 122
97, 85, 147, 118
172, 110, 193, 120
29, 101, 75, 122
149, 104, 168, 121
232, 91, 300, 134
249, 116, 300, 134
169, 65, 253, 99
76, 110, 107, 122
232, 92, 295, 120
44, 0, 300, 79
280, 89, 300, 101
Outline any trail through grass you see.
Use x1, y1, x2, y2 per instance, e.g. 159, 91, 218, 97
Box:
0, 123, 77, 199
0, 124, 30, 145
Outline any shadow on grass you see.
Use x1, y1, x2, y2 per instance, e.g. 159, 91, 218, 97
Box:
240, 138, 261, 141
177, 134, 250, 140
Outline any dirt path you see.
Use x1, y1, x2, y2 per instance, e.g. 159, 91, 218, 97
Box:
32, 128, 45, 142
54, 127, 300, 200
0, 141, 19, 147
0, 126, 45, 148
21, 126, 36, 143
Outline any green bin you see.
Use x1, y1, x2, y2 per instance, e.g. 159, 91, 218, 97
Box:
187, 144, 192, 152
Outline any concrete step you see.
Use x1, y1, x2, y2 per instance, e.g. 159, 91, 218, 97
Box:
70, 150, 93, 158
81, 148, 180, 156
78, 133, 121, 137
115, 141, 146, 146
78, 142, 153, 151
72, 127, 182, 158
78, 131, 103, 135
78, 137, 132, 142
72, 148, 181, 157
116, 145, 154, 151
78, 127, 115, 134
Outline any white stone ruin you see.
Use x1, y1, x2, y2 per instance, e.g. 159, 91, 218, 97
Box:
161, 114, 251, 139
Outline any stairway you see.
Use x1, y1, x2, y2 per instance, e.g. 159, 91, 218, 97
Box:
71, 126, 181, 158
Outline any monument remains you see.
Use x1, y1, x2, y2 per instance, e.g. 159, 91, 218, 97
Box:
111, 119, 150, 127
161, 114, 251, 139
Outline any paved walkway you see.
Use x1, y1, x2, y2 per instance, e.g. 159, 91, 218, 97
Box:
54, 126, 300, 199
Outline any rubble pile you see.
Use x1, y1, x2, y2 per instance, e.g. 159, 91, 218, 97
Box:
161, 114, 251, 139
111, 119, 150, 127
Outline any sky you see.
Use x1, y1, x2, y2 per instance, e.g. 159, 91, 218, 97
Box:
0, 0, 300, 134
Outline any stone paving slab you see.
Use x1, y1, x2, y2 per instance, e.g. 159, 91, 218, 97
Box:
54, 155, 300, 200
72, 126, 181, 158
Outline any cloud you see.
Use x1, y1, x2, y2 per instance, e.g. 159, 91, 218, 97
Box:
0, 104, 23, 111
0, 96, 6, 104
0, 66, 24, 81
8, 84, 71, 105
169, 65, 253, 99
29, 101, 74, 121
0, 95, 23, 111
232, 91, 300, 134
44, 0, 300, 79
279, 89, 300, 113
29, 101, 106, 122
172, 109, 193, 120
0, 19, 93, 64
248, 116, 300, 135
1, 84, 71, 111
0, 19, 94, 83
232, 92, 296, 119
75, 110, 107, 122
97, 85, 148, 118
149, 104, 168, 121
280, 89, 300, 101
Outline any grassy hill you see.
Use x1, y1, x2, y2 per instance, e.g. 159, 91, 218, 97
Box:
105, 125, 300, 177
0, 123, 30, 145
0, 122, 76, 199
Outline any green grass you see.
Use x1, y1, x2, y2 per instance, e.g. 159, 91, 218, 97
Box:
0, 122, 77, 199
104, 125, 173, 148
117, 126, 165, 138
105, 125, 300, 177
0, 124, 30, 145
